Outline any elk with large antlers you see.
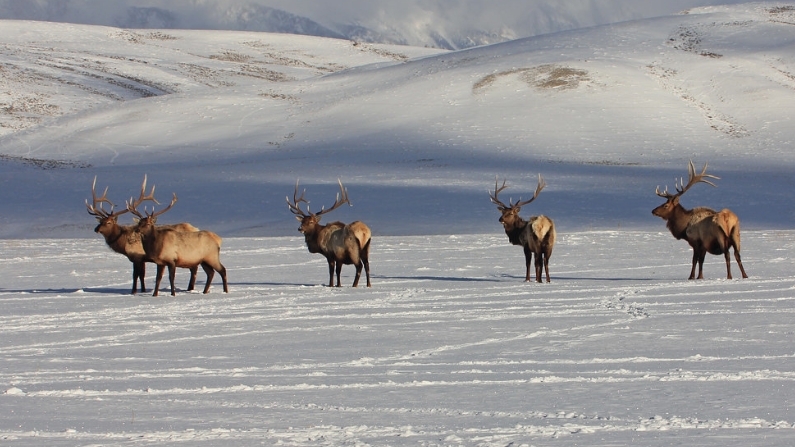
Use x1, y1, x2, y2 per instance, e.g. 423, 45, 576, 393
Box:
287, 180, 371, 287
652, 160, 748, 280
126, 179, 228, 296
86, 176, 199, 294
489, 175, 556, 283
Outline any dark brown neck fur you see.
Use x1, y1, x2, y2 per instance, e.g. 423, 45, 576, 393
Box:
504, 217, 529, 246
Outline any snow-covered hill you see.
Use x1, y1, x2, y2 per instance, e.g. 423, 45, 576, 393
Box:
0, 0, 757, 49
1, 3, 794, 238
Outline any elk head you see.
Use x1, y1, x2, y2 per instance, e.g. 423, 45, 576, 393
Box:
86, 176, 130, 235
125, 175, 178, 232
286, 179, 351, 235
489, 174, 546, 230
652, 160, 719, 220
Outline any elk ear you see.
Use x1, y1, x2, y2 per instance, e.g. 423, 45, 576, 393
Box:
295, 215, 303, 222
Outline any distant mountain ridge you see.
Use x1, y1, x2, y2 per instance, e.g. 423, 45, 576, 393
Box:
0, 0, 754, 49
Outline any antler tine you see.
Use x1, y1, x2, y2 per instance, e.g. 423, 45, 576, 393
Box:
513, 173, 546, 208
655, 185, 677, 199
86, 176, 123, 218
128, 174, 160, 210
286, 179, 310, 217
675, 160, 720, 195
315, 179, 352, 216
489, 176, 510, 208
126, 174, 163, 218
149, 193, 177, 218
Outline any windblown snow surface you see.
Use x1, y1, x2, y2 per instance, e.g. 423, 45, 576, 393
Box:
2, 3, 795, 446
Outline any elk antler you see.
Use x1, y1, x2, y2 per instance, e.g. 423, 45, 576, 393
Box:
86, 176, 129, 219
287, 179, 351, 217
489, 174, 546, 210
125, 175, 177, 220
656, 160, 719, 199
314, 179, 351, 216
488, 177, 510, 209
286, 179, 310, 217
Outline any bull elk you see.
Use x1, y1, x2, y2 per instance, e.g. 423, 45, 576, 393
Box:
86, 176, 198, 294
652, 160, 748, 280
126, 180, 228, 296
287, 180, 371, 287
489, 175, 556, 283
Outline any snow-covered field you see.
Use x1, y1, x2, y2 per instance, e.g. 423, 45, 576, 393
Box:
2, 2, 795, 446
3, 231, 795, 445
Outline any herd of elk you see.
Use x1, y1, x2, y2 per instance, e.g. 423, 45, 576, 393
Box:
86, 176, 199, 294
652, 160, 748, 280
287, 180, 372, 287
88, 162, 750, 294
489, 174, 556, 283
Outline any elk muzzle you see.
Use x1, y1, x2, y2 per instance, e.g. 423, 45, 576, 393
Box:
651, 204, 669, 219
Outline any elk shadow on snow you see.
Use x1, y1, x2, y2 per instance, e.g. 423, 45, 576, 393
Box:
231, 280, 321, 287
0, 287, 100, 295
377, 274, 500, 283
543, 275, 656, 282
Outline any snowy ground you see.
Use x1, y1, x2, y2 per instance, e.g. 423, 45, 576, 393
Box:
2, 231, 795, 446
2, 2, 795, 446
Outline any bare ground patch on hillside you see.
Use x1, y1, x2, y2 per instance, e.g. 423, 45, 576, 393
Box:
473, 64, 591, 94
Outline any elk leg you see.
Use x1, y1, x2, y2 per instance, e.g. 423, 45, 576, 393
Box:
360, 239, 372, 287
688, 249, 699, 280
218, 265, 229, 293
131, 261, 144, 294
201, 262, 215, 294
734, 249, 748, 279
168, 264, 177, 296
139, 261, 147, 293
696, 250, 706, 280
523, 246, 533, 282
543, 252, 552, 283
326, 259, 335, 287
335, 262, 343, 287
187, 266, 198, 291
724, 250, 733, 280
352, 261, 362, 287
534, 252, 543, 283
363, 256, 371, 288
153, 264, 166, 297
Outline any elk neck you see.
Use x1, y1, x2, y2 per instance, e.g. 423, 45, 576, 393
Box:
662, 203, 692, 240
134, 218, 159, 243
97, 220, 126, 246
300, 222, 326, 254
502, 216, 529, 246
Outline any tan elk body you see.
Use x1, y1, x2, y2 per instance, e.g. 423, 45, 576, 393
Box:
652, 161, 748, 280
86, 177, 198, 294
287, 180, 371, 287
489, 175, 556, 282
126, 180, 228, 296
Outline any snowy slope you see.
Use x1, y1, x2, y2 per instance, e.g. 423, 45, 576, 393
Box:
1, 3, 795, 237
0, 0, 758, 49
